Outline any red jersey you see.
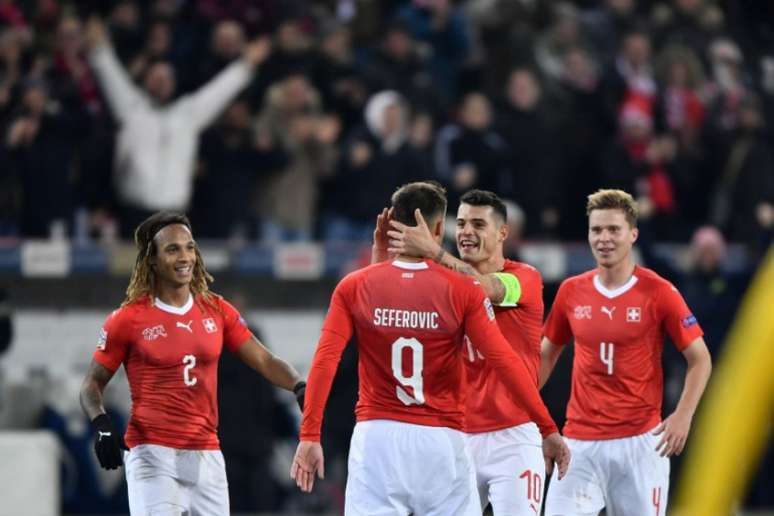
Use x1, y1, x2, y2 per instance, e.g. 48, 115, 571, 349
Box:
93, 294, 252, 449
543, 266, 703, 440
300, 259, 557, 442
465, 260, 544, 433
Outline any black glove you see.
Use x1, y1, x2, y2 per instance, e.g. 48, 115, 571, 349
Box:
293, 381, 306, 412
92, 414, 127, 470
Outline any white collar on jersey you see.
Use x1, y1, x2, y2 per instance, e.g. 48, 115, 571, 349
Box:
593, 274, 638, 299
154, 293, 194, 315
391, 259, 429, 270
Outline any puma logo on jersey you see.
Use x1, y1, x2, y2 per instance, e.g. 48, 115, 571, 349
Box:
97, 431, 111, 439
176, 320, 193, 333
601, 306, 616, 320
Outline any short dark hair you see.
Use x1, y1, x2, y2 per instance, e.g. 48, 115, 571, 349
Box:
459, 189, 507, 223
391, 181, 447, 226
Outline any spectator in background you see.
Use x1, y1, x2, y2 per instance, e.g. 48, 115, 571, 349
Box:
704, 37, 748, 134
362, 19, 441, 117
581, 0, 639, 66
651, 0, 725, 58
396, 0, 471, 103
86, 17, 271, 236
709, 93, 774, 246
654, 45, 709, 228
5, 78, 87, 237
106, 0, 144, 63
255, 73, 339, 242
322, 90, 427, 241
434, 91, 510, 208
535, 2, 587, 83
602, 27, 656, 116
191, 99, 288, 239
312, 20, 367, 134
496, 67, 564, 238
126, 20, 174, 81
251, 13, 318, 107
194, 20, 246, 88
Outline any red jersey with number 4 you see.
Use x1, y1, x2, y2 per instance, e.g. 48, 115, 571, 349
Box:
300, 259, 557, 441
92, 294, 252, 449
465, 260, 544, 433
543, 266, 703, 440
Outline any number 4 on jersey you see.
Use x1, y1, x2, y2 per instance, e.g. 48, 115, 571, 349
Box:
600, 342, 614, 375
391, 337, 424, 405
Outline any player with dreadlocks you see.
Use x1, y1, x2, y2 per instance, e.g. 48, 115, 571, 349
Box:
79, 211, 306, 515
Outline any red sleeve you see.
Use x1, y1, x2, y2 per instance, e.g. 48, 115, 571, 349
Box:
299, 277, 355, 441
219, 298, 254, 352
92, 308, 131, 372
657, 283, 704, 351
517, 266, 543, 309
543, 280, 573, 346
461, 280, 558, 437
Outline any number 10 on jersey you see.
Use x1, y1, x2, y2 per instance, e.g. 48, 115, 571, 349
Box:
392, 337, 425, 405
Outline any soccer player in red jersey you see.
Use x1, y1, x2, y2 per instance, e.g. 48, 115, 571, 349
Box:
291, 182, 568, 515
78, 212, 305, 515
540, 189, 712, 516
384, 189, 567, 515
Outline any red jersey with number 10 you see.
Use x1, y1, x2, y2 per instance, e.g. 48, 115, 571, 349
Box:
543, 266, 703, 440
300, 259, 557, 442
464, 260, 544, 433
92, 294, 252, 449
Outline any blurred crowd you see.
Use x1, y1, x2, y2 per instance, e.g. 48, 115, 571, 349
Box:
0, 0, 773, 248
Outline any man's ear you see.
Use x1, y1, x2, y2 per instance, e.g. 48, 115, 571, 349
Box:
498, 221, 509, 243
433, 218, 444, 238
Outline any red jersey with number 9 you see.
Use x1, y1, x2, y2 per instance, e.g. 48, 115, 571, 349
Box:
543, 266, 703, 440
300, 259, 557, 442
92, 294, 252, 449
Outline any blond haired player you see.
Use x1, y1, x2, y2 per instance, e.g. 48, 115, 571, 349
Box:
541, 189, 712, 516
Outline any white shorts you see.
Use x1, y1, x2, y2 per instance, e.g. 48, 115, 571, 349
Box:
345, 419, 480, 516
544, 428, 669, 516
467, 422, 545, 516
124, 444, 229, 516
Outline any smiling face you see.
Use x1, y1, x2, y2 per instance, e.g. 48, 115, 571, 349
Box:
151, 224, 196, 288
456, 203, 507, 265
588, 209, 638, 269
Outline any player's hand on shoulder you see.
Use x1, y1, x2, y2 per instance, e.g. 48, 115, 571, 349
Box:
653, 410, 692, 457
91, 413, 127, 470
290, 441, 325, 493
542, 432, 571, 480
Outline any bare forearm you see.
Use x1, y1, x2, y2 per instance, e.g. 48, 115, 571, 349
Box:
80, 360, 115, 420
539, 340, 563, 389
675, 359, 712, 418
80, 381, 106, 420
255, 353, 302, 391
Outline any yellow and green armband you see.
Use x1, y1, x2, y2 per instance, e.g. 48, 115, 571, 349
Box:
493, 272, 521, 307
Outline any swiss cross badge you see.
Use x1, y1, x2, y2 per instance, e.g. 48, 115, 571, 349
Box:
626, 307, 641, 322
202, 318, 218, 333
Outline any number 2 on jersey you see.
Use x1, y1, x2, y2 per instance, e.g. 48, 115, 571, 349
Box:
391, 337, 424, 405
600, 342, 614, 375
182, 354, 197, 386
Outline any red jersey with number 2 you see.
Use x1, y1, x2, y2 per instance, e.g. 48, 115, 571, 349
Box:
300, 259, 557, 442
543, 266, 703, 440
92, 294, 252, 449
